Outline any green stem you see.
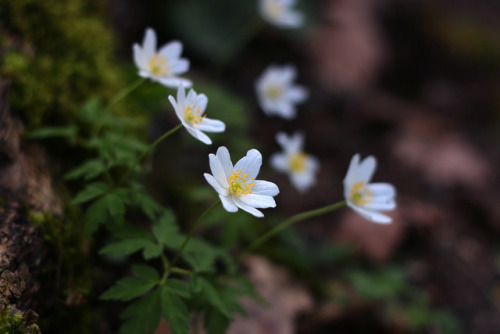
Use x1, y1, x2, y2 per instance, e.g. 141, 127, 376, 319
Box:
108, 77, 146, 110
138, 123, 183, 163
170, 267, 192, 276
168, 199, 221, 271
235, 200, 347, 263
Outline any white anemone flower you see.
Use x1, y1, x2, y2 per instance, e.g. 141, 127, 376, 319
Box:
343, 154, 396, 224
259, 0, 304, 28
168, 85, 225, 145
133, 28, 191, 88
270, 132, 319, 193
255, 65, 308, 120
204, 147, 279, 218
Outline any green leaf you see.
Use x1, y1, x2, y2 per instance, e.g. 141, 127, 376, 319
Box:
106, 192, 126, 220
72, 182, 109, 204
26, 125, 78, 141
100, 239, 152, 256
143, 242, 163, 260
197, 277, 231, 319
132, 264, 160, 283
64, 159, 107, 181
183, 239, 219, 272
161, 287, 190, 334
120, 289, 162, 334
166, 279, 192, 298
101, 277, 157, 301
84, 195, 110, 235
77, 97, 103, 122
204, 309, 230, 334
152, 210, 182, 247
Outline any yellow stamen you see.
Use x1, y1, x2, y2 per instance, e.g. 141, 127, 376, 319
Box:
148, 54, 171, 76
266, 85, 282, 100
288, 152, 307, 172
350, 181, 373, 205
184, 105, 205, 125
228, 170, 255, 197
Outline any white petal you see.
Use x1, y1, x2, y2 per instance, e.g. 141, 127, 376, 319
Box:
363, 198, 396, 211
270, 153, 288, 172
251, 180, 280, 196
189, 127, 212, 145
133, 44, 147, 70
367, 183, 396, 198
194, 94, 208, 114
220, 195, 238, 212
234, 149, 262, 179
349, 204, 393, 224
209, 153, 229, 187
204, 173, 228, 196
138, 70, 153, 79
216, 147, 233, 178
196, 118, 225, 133
170, 59, 190, 75
289, 132, 304, 153
291, 171, 315, 193
277, 11, 304, 28
276, 102, 296, 119
343, 154, 361, 187
143, 28, 157, 55
158, 40, 182, 59
159, 77, 192, 88
168, 95, 182, 120
358, 156, 377, 184
233, 197, 264, 218
287, 86, 308, 103
240, 194, 276, 209
275, 132, 289, 150
280, 65, 297, 83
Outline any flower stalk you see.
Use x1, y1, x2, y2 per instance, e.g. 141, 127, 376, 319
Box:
108, 77, 146, 109
235, 200, 346, 263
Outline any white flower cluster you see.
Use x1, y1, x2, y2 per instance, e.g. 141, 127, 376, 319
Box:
132, 12, 396, 223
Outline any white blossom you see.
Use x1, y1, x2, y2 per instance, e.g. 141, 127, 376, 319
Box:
255, 65, 308, 120
169, 85, 225, 145
343, 154, 396, 224
133, 28, 191, 88
259, 0, 304, 28
270, 132, 319, 193
204, 147, 279, 217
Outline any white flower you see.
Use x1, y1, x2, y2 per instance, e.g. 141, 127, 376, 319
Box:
259, 0, 304, 28
270, 132, 319, 193
204, 147, 279, 217
343, 154, 396, 224
255, 65, 308, 120
133, 28, 191, 88
168, 85, 225, 145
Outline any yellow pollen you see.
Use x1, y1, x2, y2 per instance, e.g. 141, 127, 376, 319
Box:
148, 54, 170, 76
184, 105, 205, 125
288, 152, 307, 172
350, 181, 373, 205
266, 85, 282, 100
228, 170, 255, 197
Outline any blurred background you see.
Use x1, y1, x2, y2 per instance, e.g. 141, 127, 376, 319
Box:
1, 0, 499, 333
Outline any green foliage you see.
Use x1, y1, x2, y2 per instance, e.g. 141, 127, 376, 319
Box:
0, 307, 40, 334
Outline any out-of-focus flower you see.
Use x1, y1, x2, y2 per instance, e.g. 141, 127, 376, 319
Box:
133, 28, 191, 88
270, 132, 319, 193
168, 85, 225, 145
255, 65, 308, 120
259, 0, 304, 28
343, 154, 396, 224
204, 147, 279, 217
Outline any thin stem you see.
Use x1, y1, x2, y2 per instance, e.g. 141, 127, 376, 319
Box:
138, 123, 183, 163
170, 267, 192, 276
108, 77, 146, 110
235, 200, 347, 263
168, 199, 221, 271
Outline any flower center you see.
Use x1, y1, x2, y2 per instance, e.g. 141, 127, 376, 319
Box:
184, 105, 205, 125
350, 181, 373, 205
288, 152, 307, 172
265, 85, 282, 100
228, 170, 255, 197
148, 54, 171, 76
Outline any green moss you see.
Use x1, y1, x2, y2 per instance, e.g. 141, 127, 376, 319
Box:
0, 307, 40, 334
0, 0, 126, 127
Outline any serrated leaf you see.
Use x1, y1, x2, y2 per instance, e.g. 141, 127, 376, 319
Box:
152, 210, 183, 247
183, 239, 218, 272
132, 264, 160, 283
166, 279, 192, 298
161, 287, 190, 334
84, 195, 110, 235
198, 277, 231, 319
101, 277, 156, 301
143, 242, 163, 260
106, 192, 126, 220
72, 182, 109, 204
120, 289, 162, 334
100, 239, 152, 256
64, 159, 107, 181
